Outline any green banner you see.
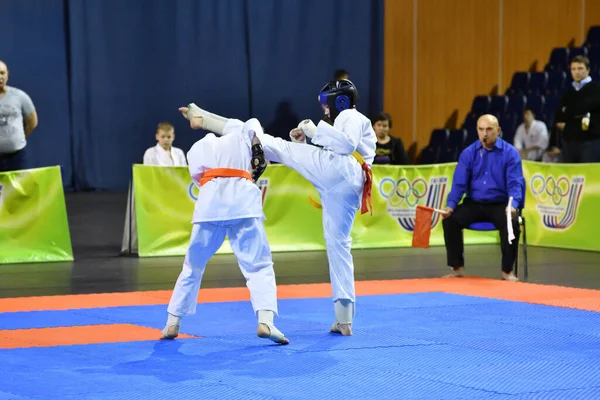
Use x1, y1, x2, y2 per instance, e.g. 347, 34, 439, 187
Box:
132, 164, 328, 257
521, 161, 600, 252
0, 166, 73, 264
132, 161, 600, 257
132, 163, 499, 257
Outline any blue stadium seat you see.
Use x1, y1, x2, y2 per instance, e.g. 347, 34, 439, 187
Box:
542, 94, 560, 127
506, 72, 529, 95
461, 112, 479, 149
545, 71, 566, 96
490, 95, 508, 114
569, 47, 588, 61
585, 26, 600, 46
500, 114, 517, 145
507, 94, 527, 114
545, 47, 569, 72
542, 94, 560, 115
526, 95, 545, 117
420, 129, 448, 164
587, 45, 600, 73
462, 112, 478, 132
471, 96, 491, 114
527, 72, 547, 95
464, 127, 478, 148
441, 129, 467, 163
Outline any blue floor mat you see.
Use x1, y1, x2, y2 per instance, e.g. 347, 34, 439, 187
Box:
1, 292, 600, 399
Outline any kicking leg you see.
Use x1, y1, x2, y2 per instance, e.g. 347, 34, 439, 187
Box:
241, 118, 345, 191
256, 132, 342, 192
162, 222, 226, 339
227, 218, 289, 345
182, 112, 345, 191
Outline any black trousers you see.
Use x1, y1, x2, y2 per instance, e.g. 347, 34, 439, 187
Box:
562, 138, 600, 163
0, 148, 28, 172
442, 199, 521, 273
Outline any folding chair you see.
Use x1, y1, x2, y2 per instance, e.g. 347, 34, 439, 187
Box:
465, 182, 528, 281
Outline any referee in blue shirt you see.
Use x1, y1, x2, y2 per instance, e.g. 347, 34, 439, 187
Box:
441, 114, 524, 282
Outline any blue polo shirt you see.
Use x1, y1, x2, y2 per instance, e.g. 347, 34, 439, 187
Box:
447, 138, 524, 209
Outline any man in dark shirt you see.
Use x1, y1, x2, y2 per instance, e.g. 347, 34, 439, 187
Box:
441, 114, 524, 282
372, 113, 409, 165
555, 55, 600, 163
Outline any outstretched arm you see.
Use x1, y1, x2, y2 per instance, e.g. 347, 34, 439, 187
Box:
309, 112, 361, 155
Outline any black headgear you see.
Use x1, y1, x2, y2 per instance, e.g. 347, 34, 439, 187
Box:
318, 79, 360, 121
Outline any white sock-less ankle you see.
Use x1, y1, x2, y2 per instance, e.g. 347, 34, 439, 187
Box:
334, 299, 355, 324
257, 310, 275, 326
166, 312, 181, 326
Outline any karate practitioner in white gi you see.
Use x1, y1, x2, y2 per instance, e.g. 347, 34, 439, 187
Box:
183, 79, 376, 336
161, 114, 289, 345
142, 122, 188, 167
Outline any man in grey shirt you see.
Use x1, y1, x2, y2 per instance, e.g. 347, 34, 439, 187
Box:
0, 61, 38, 172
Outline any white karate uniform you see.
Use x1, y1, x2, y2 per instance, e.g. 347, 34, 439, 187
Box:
513, 120, 549, 161
167, 120, 278, 318
237, 109, 376, 305
143, 143, 188, 166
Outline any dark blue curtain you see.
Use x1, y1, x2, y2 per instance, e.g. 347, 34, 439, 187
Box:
67, 0, 251, 190
0, 0, 73, 188
3, 0, 383, 191
246, 0, 384, 136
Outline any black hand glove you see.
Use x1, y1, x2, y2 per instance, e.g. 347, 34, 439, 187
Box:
251, 135, 267, 182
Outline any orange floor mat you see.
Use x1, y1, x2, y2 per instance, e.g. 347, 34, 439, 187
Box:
0, 323, 195, 349
1, 278, 599, 313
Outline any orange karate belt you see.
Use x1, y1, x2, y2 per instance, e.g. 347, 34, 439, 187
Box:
308, 151, 373, 215
197, 168, 252, 187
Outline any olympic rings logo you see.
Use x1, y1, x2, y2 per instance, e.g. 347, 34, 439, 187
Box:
379, 177, 428, 207
530, 174, 570, 206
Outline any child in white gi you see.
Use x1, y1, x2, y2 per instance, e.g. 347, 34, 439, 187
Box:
161, 110, 289, 345
143, 121, 187, 166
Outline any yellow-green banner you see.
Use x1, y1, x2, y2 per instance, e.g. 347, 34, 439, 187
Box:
521, 162, 600, 251
132, 161, 600, 257
0, 166, 73, 264
132, 163, 500, 257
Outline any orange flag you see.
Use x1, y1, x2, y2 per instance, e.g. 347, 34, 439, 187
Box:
412, 205, 434, 249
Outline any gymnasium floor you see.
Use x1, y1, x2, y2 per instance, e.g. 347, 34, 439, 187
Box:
1, 192, 600, 399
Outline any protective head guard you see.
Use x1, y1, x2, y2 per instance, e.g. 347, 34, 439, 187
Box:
318, 79, 360, 122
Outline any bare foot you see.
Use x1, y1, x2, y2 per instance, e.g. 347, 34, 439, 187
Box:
443, 267, 465, 278
161, 324, 179, 340
502, 271, 519, 282
257, 323, 290, 345
189, 117, 204, 130
330, 323, 353, 336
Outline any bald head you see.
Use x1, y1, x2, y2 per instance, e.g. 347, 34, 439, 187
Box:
476, 114, 500, 149
477, 114, 499, 127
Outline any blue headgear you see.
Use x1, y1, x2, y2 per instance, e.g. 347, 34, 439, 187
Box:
318, 79, 360, 121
